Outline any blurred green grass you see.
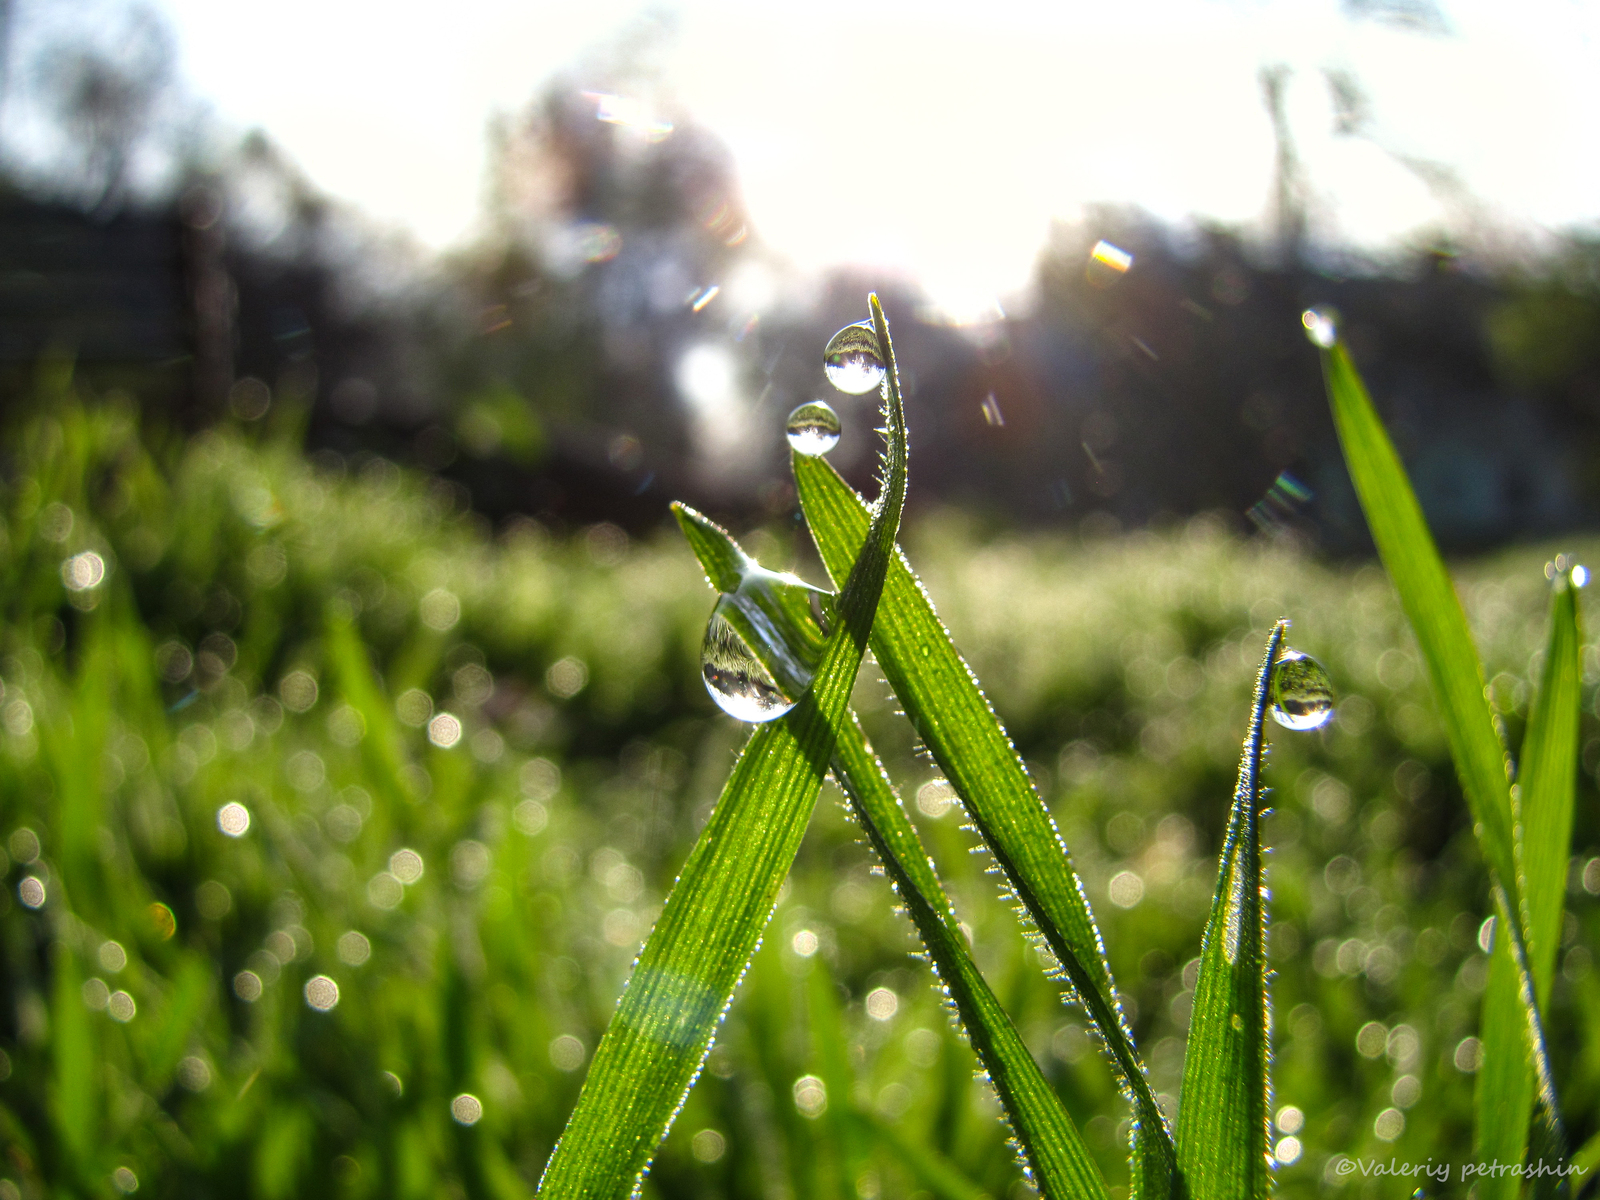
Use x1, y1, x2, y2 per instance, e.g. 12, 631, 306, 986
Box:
1, 366, 1597, 1199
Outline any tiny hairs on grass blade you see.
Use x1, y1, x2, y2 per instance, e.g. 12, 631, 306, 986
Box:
1175, 622, 1281, 1200
793, 450, 1175, 1199
831, 718, 1109, 1200
674, 502, 1106, 1197
535, 295, 907, 1199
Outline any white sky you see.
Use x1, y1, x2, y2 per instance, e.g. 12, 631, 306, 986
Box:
135, 0, 1600, 308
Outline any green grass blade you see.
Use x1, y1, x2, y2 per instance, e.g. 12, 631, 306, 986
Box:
1570, 1129, 1600, 1179
676, 504, 749, 595
832, 713, 1109, 1200
1174, 623, 1280, 1200
49, 943, 95, 1174
537, 294, 907, 1199
1477, 570, 1582, 1200
677, 488, 1106, 1198
1319, 343, 1517, 893
802, 957, 869, 1199
1318, 338, 1570, 1172
1519, 571, 1584, 1036
324, 606, 418, 812
793, 453, 1173, 1198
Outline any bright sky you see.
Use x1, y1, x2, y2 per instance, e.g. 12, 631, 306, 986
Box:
136, 0, 1600, 309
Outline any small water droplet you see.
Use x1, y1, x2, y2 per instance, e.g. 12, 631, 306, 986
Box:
700, 566, 829, 723
1301, 308, 1338, 349
785, 401, 841, 456
823, 322, 885, 394
1271, 649, 1335, 731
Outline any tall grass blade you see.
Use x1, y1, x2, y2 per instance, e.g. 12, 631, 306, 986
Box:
1318, 339, 1570, 1172
1477, 570, 1582, 1200
1319, 343, 1517, 898
832, 714, 1109, 1200
536, 295, 907, 1199
1174, 623, 1280, 1200
674, 504, 1109, 1200
793, 454, 1173, 1198
49, 942, 95, 1178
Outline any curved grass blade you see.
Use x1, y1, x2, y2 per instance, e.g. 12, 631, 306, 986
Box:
832, 714, 1109, 1200
1317, 338, 1569, 1173
792, 454, 1173, 1198
673, 504, 1108, 1200
1477, 569, 1583, 1200
536, 294, 907, 1200
1174, 623, 1280, 1200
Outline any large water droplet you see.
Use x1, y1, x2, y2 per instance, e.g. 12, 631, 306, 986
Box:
702, 608, 792, 722
1270, 649, 1335, 731
700, 566, 829, 723
1301, 308, 1338, 349
823, 322, 885, 395
786, 401, 841, 456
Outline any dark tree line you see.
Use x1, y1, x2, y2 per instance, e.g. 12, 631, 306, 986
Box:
2, 6, 1597, 550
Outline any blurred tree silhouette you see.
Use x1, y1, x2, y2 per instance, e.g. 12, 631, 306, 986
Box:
12, 0, 189, 211
1, 2, 1599, 548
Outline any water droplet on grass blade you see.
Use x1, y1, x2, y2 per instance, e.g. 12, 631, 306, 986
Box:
702, 607, 794, 722
785, 401, 841, 456
1301, 308, 1338, 349
1271, 649, 1335, 731
823, 322, 884, 394
700, 565, 829, 723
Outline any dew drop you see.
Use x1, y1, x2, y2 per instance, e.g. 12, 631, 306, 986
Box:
1270, 649, 1335, 731
700, 565, 829, 723
823, 322, 885, 394
1301, 308, 1338, 349
702, 608, 794, 723
785, 401, 841, 456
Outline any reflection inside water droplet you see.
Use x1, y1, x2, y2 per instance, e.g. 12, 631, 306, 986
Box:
702, 610, 792, 722
1301, 308, 1338, 349
823, 322, 885, 395
700, 565, 830, 723
785, 401, 841, 456
1270, 649, 1335, 731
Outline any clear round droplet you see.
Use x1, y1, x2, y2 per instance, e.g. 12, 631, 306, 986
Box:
1301, 308, 1338, 349
785, 401, 841, 456
1270, 649, 1335, 731
823, 322, 885, 395
700, 566, 829, 724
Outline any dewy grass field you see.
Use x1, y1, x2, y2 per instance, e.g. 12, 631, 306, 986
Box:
0, 304, 1597, 1199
